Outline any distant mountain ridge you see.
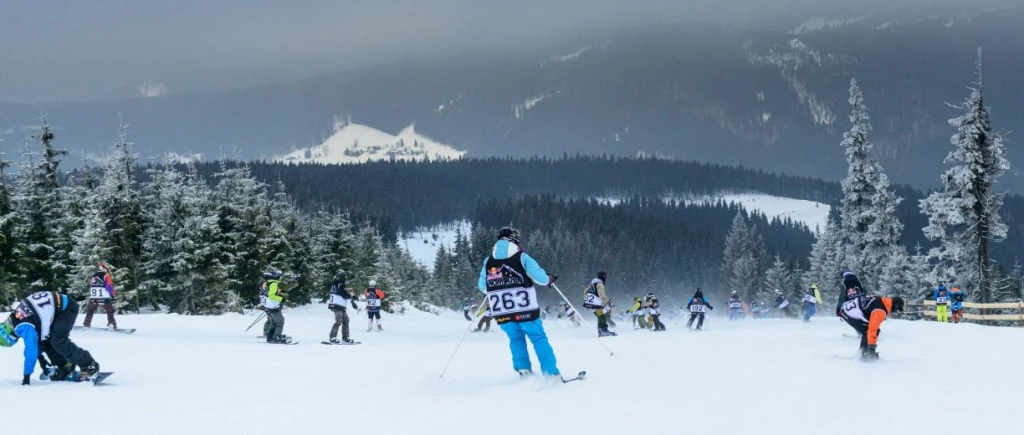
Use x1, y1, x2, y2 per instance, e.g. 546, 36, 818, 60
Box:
277, 118, 464, 164
3, 4, 1023, 190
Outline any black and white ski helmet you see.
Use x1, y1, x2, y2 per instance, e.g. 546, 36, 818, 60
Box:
497, 226, 521, 243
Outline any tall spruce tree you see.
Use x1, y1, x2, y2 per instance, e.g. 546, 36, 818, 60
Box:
12, 122, 68, 292
804, 216, 844, 304
0, 152, 16, 304
920, 50, 1010, 304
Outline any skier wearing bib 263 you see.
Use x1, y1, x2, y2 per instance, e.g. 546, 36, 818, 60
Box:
728, 291, 743, 320
838, 290, 905, 361
261, 269, 289, 343
583, 271, 616, 337
478, 227, 561, 378
328, 271, 358, 344
0, 291, 101, 385
950, 287, 965, 323
83, 262, 117, 329
365, 281, 386, 331
685, 288, 713, 330
934, 283, 951, 323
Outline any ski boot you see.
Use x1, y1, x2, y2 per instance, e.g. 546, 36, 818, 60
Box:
81, 362, 101, 380
860, 347, 880, 362
342, 338, 356, 344
329, 337, 340, 344
517, 369, 534, 378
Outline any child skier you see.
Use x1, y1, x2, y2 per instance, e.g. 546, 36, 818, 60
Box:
261, 269, 289, 343
950, 287, 965, 323
838, 293, 905, 361
478, 226, 561, 378
365, 280, 386, 331
0, 290, 102, 384
802, 287, 818, 322
583, 271, 615, 337
328, 270, 358, 344
83, 262, 117, 330
648, 293, 666, 331
934, 283, 951, 323
685, 288, 714, 330
775, 290, 794, 318
728, 291, 743, 320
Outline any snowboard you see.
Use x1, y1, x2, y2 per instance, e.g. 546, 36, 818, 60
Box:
89, 372, 115, 385
561, 371, 587, 384
320, 341, 362, 345
266, 340, 299, 345
74, 326, 136, 334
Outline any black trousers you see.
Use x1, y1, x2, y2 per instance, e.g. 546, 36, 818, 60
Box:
651, 314, 666, 331
843, 318, 876, 349
49, 302, 96, 369
686, 312, 705, 329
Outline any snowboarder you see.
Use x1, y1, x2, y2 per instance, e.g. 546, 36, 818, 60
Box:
83, 262, 117, 330
838, 292, 905, 361
461, 297, 472, 321
934, 283, 951, 323
836, 270, 865, 316
261, 269, 289, 343
775, 290, 794, 318
475, 312, 494, 332
750, 300, 763, 319
0, 290, 101, 384
582, 271, 615, 337
328, 270, 358, 344
802, 287, 818, 322
606, 301, 617, 328
478, 226, 561, 378
728, 291, 743, 320
365, 280, 386, 331
629, 296, 648, 329
648, 293, 666, 331
950, 287, 965, 323
685, 288, 713, 330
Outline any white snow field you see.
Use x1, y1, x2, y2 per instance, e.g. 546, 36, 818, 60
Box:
2, 305, 1018, 435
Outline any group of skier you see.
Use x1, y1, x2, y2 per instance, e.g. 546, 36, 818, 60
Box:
932, 283, 966, 323
257, 269, 390, 345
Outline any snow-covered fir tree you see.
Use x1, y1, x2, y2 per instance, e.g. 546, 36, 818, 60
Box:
0, 152, 16, 304
140, 163, 232, 314
919, 50, 1010, 304
308, 206, 356, 302
12, 122, 69, 292
722, 212, 766, 301
212, 162, 272, 304
763, 254, 794, 303
803, 216, 844, 304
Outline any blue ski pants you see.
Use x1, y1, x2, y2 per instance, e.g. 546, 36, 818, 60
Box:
803, 303, 816, 321
499, 319, 560, 376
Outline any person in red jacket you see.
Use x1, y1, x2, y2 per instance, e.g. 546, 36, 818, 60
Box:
838, 292, 905, 361
83, 262, 117, 330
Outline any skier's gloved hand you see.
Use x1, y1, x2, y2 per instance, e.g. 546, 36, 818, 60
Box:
351, 301, 358, 310
22, 374, 30, 386
547, 274, 558, 287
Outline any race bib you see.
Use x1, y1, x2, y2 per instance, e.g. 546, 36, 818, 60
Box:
328, 293, 348, 306
89, 286, 112, 299
690, 305, 706, 313
936, 296, 949, 304
487, 288, 539, 315
729, 302, 742, 309
583, 293, 603, 309
366, 299, 381, 307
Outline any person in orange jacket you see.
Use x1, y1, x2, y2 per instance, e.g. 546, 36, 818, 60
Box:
838, 290, 905, 361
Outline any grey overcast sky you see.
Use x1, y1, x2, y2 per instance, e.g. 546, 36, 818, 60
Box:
0, 0, 998, 103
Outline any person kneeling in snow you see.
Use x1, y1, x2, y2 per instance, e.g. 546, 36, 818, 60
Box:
838, 291, 904, 361
479, 227, 561, 378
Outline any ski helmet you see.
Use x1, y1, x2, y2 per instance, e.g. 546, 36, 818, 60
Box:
890, 297, 906, 314
0, 317, 17, 347
774, 289, 782, 294
497, 227, 521, 244
334, 270, 346, 282
369, 279, 377, 287
597, 271, 607, 282
270, 269, 283, 279
262, 272, 273, 280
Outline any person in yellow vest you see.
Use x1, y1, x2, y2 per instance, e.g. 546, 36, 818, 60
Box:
933, 283, 951, 323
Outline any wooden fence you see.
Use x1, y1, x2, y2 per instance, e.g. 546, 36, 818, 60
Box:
915, 300, 1024, 325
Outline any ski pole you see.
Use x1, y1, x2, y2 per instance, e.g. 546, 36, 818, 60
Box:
245, 311, 267, 332
550, 284, 615, 357
439, 300, 490, 378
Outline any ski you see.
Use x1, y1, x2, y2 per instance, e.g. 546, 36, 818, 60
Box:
320, 341, 362, 345
561, 371, 586, 383
74, 326, 136, 334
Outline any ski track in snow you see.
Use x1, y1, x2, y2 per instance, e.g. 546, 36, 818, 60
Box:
4, 305, 1019, 435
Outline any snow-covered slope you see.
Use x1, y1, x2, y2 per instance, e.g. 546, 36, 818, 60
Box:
5, 306, 1017, 435
279, 120, 465, 164
399, 220, 472, 269
599, 192, 831, 231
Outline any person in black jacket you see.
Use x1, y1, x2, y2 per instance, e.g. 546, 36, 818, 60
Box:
836, 270, 865, 316
327, 271, 359, 344
685, 289, 714, 330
